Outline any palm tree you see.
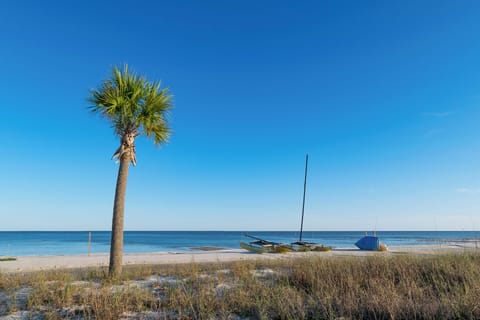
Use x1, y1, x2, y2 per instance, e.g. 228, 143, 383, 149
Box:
88, 65, 172, 277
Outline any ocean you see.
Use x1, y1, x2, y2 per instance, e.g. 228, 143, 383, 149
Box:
0, 231, 479, 256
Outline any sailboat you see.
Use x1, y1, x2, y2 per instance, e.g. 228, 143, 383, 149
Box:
355, 231, 388, 251
240, 234, 292, 254
239, 154, 330, 253
290, 154, 331, 252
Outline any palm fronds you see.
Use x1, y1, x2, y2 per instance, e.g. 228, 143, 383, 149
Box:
88, 64, 172, 144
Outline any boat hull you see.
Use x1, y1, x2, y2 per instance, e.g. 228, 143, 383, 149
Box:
240, 241, 292, 254
291, 242, 332, 252
355, 236, 385, 251
271, 245, 293, 253
240, 241, 268, 254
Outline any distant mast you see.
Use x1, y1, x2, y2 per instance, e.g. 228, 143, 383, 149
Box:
299, 154, 309, 242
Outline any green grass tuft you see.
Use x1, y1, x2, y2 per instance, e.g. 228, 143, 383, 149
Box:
0, 257, 16, 262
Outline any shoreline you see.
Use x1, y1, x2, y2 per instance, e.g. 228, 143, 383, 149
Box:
1, 244, 478, 273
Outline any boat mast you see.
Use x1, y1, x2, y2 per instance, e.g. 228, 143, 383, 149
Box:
299, 154, 308, 242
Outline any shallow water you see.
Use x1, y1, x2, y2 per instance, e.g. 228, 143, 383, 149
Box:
0, 231, 478, 256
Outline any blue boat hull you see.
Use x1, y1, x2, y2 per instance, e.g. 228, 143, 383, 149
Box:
355, 236, 380, 251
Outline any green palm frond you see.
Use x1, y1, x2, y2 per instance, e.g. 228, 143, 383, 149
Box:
138, 82, 172, 144
88, 64, 173, 145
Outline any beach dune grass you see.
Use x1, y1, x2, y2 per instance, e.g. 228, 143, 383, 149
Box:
0, 253, 479, 319
0, 257, 16, 262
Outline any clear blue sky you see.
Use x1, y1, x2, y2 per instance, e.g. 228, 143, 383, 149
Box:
1, 1, 480, 231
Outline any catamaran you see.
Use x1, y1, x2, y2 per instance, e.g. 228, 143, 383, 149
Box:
239, 154, 331, 253
240, 234, 292, 254
290, 154, 331, 252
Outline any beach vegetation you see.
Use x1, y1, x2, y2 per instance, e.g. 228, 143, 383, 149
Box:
0, 257, 16, 262
88, 65, 173, 277
0, 253, 479, 319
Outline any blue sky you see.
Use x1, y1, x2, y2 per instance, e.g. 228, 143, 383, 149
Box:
1, 1, 480, 231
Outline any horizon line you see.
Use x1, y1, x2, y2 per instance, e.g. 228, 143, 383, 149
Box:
0, 229, 477, 232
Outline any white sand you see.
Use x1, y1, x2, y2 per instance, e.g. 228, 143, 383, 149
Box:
0, 244, 478, 273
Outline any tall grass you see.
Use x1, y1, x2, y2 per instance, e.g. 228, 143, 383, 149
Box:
0, 253, 479, 319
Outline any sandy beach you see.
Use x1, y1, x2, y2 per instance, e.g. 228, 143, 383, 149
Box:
1, 244, 477, 273
1, 244, 479, 319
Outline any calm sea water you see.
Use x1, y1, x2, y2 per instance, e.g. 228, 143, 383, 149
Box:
0, 231, 479, 256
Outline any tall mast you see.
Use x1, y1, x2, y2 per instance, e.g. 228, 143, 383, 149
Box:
299, 153, 308, 242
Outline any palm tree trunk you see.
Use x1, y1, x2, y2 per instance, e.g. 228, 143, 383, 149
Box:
109, 153, 131, 277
